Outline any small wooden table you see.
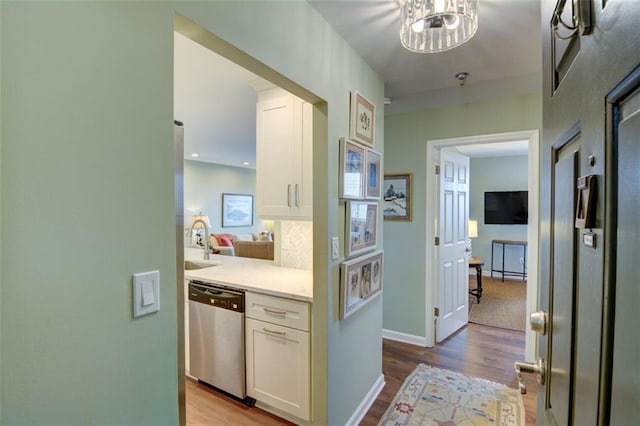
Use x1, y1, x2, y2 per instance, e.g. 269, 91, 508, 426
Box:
469, 256, 485, 303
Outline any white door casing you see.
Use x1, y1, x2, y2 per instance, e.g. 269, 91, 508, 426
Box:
436, 149, 470, 342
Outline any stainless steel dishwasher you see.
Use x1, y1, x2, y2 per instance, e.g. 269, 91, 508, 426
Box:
188, 280, 254, 405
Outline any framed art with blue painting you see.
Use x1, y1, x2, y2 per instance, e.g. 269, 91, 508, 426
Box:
365, 148, 381, 199
222, 193, 253, 227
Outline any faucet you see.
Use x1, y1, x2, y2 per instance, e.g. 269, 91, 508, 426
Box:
189, 219, 210, 260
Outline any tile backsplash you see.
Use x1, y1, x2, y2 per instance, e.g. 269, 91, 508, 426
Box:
280, 220, 313, 270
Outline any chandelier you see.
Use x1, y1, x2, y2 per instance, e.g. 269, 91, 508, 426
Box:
400, 0, 479, 53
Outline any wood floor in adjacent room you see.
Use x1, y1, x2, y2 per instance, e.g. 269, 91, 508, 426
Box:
186, 323, 536, 425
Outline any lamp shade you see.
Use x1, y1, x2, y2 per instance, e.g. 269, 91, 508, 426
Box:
191, 214, 211, 229
468, 219, 478, 238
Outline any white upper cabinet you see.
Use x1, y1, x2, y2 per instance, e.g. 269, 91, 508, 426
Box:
256, 88, 312, 219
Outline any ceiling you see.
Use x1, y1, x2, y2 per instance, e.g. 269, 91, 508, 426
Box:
175, 1, 541, 166
309, 0, 542, 115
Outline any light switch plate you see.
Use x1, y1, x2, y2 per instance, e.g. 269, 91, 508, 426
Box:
331, 237, 340, 260
133, 270, 160, 317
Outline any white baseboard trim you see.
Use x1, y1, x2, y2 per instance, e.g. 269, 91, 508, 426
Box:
345, 373, 385, 426
382, 328, 429, 347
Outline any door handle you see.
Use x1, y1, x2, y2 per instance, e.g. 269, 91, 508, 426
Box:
294, 184, 299, 207
530, 310, 548, 335
514, 358, 545, 394
287, 184, 292, 207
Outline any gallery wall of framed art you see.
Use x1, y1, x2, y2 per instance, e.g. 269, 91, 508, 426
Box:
336, 90, 386, 320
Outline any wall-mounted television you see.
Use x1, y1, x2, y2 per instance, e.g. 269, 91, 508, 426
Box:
484, 191, 528, 225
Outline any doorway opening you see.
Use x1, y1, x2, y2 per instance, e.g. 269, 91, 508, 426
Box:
173, 14, 328, 424
425, 130, 540, 361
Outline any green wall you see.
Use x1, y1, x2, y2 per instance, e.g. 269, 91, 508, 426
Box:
1, 2, 383, 424
470, 155, 529, 272
383, 93, 541, 338
184, 160, 269, 236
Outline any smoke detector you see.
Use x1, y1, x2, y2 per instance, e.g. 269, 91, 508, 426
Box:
455, 72, 470, 86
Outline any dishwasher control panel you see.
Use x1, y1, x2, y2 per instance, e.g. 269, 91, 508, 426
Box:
188, 281, 244, 313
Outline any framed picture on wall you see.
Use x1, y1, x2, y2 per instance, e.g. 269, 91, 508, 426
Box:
364, 148, 382, 199
339, 138, 366, 199
345, 201, 378, 257
383, 173, 412, 221
349, 91, 376, 147
340, 250, 384, 319
222, 193, 253, 227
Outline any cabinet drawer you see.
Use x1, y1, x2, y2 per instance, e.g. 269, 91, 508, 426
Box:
246, 292, 310, 332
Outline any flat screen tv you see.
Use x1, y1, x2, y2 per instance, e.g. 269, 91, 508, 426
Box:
484, 191, 528, 225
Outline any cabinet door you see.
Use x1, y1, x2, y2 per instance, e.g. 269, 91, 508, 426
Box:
245, 318, 310, 420
294, 101, 313, 219
256, 92, 297, 218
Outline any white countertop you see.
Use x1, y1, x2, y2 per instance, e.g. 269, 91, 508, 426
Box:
184, 248, 313, 302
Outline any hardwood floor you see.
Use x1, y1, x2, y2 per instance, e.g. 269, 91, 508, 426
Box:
186, 378, 295, 425
186, 323, 536, 425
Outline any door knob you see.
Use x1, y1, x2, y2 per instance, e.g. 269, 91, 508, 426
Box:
514, 358, 545, 394
530, 310, 548, 335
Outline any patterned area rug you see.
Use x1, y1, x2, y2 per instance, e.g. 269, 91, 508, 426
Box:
378, 364, 524, 426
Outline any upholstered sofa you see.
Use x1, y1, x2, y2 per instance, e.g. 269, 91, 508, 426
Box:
209, 233, 274, 260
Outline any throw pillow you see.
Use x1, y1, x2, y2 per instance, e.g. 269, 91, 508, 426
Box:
218, 236, 233, 247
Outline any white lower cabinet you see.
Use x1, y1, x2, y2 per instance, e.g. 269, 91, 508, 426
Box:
245, 292, 310, 421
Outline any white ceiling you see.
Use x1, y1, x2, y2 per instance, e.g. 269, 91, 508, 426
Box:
309, 0, 542, 114
174, 32, 259, 168
174, 1, 541, 165
455, 140, 529, 157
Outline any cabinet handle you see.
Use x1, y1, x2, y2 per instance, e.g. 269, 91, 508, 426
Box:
287, 184, 292, 207
295, 184, 299, 207
263, 307, 287, 316
262, 327, 286, 337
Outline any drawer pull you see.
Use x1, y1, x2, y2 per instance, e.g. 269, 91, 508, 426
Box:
263, 307, 288, 316
262, 328, 286, 337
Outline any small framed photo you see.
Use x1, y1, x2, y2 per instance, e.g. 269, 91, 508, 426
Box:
222, 193, 253, 227
383, 173, 412, 221
339, 138, 366, 199
346, 201, 378, 257
349, 91, 376, 147
340, 250, 384, 319
365, 148, 382, 199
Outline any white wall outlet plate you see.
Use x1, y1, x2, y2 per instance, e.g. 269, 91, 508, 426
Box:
133, 270, 160, 318
331, 237, 340, 260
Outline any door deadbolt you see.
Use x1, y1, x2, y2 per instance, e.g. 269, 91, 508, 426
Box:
530, 310, 548, 335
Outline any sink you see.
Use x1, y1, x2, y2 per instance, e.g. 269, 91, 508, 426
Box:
185, 260, 218, 270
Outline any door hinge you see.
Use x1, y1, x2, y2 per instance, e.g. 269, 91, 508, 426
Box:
435, 164, 440, 175
435, 236, 440, 246
434, 307, 440, 317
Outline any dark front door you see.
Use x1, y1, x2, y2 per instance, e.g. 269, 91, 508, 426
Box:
537, 0, 640, 424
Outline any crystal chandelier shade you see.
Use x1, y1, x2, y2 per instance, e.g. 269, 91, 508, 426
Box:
400, 0, 479, 53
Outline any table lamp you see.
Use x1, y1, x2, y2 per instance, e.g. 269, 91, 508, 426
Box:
468, 219, 478, 258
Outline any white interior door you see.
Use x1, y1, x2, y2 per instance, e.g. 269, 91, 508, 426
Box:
436, 149, 470, 342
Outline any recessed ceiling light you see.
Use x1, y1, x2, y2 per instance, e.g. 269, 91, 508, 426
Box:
242, 161, 250, 166
191, 153, 199, 158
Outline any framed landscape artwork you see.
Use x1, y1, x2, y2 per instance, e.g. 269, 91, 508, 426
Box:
340, 250, 384, 319
339, 138, 366, 199
383, 173, 412, 221
222, 193, 253, 227
365, 148, 382, 199
345, 201, 378, 257
349, 91, 376, 147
